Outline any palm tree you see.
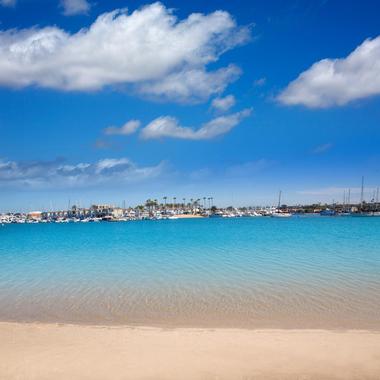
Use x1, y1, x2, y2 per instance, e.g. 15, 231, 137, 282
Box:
203, 197, 206, 209
163, 196, 167, 209
173, 197, 177, 210
145, 199, 150, 212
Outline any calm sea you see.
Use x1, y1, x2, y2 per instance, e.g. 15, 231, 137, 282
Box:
0, 216, 379, 329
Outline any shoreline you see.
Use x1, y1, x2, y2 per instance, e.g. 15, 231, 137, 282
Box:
2, 322, 380, 379
1, 317, 380, 331
175, 213, 205, 218
3, 319, 380, 331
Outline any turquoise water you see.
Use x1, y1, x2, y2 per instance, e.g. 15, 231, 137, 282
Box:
0, 217, 380, 328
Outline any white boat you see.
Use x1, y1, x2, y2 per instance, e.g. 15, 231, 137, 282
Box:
271, 190, 292, 217
271, 212, 292, 218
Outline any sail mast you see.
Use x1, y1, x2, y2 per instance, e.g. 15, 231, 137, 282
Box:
360, 176, 364, 209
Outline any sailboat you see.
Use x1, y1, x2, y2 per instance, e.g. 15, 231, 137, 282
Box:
349, 176, 379, 216
271, 191, 292, 218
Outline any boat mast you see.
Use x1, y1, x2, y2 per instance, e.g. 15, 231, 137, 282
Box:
277, 190, 282, 209
360, 176, 364, 209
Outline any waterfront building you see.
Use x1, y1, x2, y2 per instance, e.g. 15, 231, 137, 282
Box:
27, 211, 42, 221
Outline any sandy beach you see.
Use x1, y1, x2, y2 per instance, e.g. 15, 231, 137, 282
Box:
1, 322, 380, 380
175, 214, 205, 218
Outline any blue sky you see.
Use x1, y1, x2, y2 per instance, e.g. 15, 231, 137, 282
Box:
0, 0, 379, 211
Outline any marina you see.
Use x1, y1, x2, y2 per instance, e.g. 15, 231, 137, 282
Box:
2, 198, 380, 224
1, 0, 380, 377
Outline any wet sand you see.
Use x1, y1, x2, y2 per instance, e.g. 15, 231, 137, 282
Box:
1, 322, 380, 380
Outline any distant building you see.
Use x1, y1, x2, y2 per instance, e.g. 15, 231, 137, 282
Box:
90, 204, 115, 218
42, 210, 69, 219
68, 205, 91, 218
27, 211, 42, 220
111, 208, 124, 219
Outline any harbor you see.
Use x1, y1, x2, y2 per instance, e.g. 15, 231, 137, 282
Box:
2, 203, 380, 224
2, 189, 380, 224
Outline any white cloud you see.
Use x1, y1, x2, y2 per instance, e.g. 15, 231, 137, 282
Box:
0, 3, 249, 102
140, 108, 251, 140
104, 120, 141, 136
0, 157, 165, 189
312, 142, 333, 154
61, 0, 91, 15
211, 94, 236, 112
138, 65, 241, 103
278, 36, 380, 108
0, 0, 16, 7
253, 77, 266, 87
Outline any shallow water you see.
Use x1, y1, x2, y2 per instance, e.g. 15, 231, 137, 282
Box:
0, 216, 379, 328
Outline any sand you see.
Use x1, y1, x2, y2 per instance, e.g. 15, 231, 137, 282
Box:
175, 214, 205, 218
1, 322, 380, 379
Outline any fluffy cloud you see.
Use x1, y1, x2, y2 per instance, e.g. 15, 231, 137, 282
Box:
0, 0, 16, 7
0, 3, 249, 102
138, 65, 241, 103
278, 36, 380, 108
104, 120, 141, 136
0, 157, 165, 189
61, 0, 91, 15
140, 108, 251, 140
211, 94, 236, 112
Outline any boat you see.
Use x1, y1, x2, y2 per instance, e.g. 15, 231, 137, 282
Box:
320, 209, 336, 216
350, 211, 380, 217
209, 211, 223, 218
271, 191, 292, 217
271, 212, 292, 218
